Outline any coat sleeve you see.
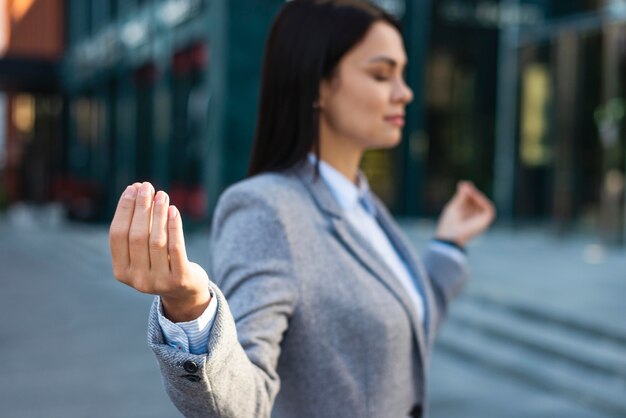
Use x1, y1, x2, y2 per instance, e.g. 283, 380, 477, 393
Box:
147, 184, 299, 417
422, 244, 469, 334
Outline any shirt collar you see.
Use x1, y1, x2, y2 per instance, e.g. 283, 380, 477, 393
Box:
307, 153, 372, 213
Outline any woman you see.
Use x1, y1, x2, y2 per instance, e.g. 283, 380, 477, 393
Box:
109, 1, 495, 417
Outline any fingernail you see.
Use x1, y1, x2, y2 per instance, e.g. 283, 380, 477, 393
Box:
169, 206, 177, 220
154, 192, 166, 205
139, 183, 152, 197
122, 186, 137, 199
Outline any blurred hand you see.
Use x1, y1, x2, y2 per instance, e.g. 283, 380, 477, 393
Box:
109, 182, 211, 322
435, 181, 496, 248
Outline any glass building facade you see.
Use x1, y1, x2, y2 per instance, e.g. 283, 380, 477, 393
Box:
60, 0, 432, 223
4, 0, 622, 244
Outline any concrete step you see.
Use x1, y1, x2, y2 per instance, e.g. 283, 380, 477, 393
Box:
464, 292, 626, 351
449, 295, 626, 383
437, 296, 626, 417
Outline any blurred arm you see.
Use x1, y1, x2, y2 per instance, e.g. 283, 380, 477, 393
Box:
423, 240, 469, 334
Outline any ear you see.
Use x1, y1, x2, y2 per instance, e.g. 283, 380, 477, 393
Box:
318, 78, 332, 110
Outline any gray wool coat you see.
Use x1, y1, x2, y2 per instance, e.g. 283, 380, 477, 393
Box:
147, 162, 469, 418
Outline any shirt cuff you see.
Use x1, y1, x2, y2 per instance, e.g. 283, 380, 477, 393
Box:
156, 290, 218, 355
429, 240, 467, 266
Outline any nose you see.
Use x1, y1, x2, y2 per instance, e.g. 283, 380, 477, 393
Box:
392, 78, 413, 104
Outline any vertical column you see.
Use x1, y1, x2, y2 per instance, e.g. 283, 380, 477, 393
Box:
204, 0, 227, 214
493, 0, 520, 224
403, 0, 431, 216
114, 74, 137, 191
552, 31, 578, 234
598, 24, 625, 245
152, 74, 171, 191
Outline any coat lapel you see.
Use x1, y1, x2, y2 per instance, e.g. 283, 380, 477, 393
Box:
372, 199, 438, 348
330, 217, 419, 317
294, 163, 428, 354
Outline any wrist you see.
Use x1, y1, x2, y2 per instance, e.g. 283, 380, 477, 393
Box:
433, 236, 467, 253
161, 287, 212, 323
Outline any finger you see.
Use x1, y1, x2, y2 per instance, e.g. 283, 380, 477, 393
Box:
465, 196, 497, 232
457, 181, 478, 200
466, 186, 496, 215
168, 205, 189, 278
446, 182, 466, 207
149, 191, 170, 275
129, 182, 155, 273
458, 180, 473, 191
110, 184, 139, 280
455, 182, 492, 212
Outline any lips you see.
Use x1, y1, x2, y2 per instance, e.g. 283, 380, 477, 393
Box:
384, 115, 405, 127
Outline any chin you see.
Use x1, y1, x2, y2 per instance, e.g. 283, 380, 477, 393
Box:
360, 129, 403, 150
366, 140, 402, 152
379, 132, 403, 149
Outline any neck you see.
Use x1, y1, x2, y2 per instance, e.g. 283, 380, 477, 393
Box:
317, 121, 363, 184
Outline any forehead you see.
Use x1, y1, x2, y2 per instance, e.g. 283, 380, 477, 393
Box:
343, 21, 407, 66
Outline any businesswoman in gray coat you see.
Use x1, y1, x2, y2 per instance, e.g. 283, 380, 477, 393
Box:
109, 1, 495, 417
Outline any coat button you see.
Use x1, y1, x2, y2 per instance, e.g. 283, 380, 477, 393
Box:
181, 374, 201, 382
410, 404, 422, 418
183, 360, 199, 373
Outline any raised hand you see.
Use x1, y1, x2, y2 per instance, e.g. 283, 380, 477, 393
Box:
435, 181, 496, 248
109, 182, 211, 322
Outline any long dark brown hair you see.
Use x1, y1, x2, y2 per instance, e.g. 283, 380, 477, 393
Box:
248, 0, 400, 176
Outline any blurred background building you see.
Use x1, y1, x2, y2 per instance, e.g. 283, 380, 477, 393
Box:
0, 0, 625, 244
0, 0, 64, 215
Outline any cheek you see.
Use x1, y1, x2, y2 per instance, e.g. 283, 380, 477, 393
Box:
344, 78, 387, 116
330, 79, 389, 138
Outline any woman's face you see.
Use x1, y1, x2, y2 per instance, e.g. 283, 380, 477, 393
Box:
319, 21, 414, 151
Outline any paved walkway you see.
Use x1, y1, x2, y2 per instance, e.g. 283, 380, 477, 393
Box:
1, 216, 624, 417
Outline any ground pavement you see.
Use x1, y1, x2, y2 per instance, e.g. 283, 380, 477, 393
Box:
1, 213, 624, 417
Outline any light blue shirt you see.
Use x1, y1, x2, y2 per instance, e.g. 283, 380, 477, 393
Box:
157, 157, 467, 354
156, 289, 217, 355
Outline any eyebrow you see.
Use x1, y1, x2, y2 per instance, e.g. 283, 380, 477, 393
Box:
367, 56, 407, 68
